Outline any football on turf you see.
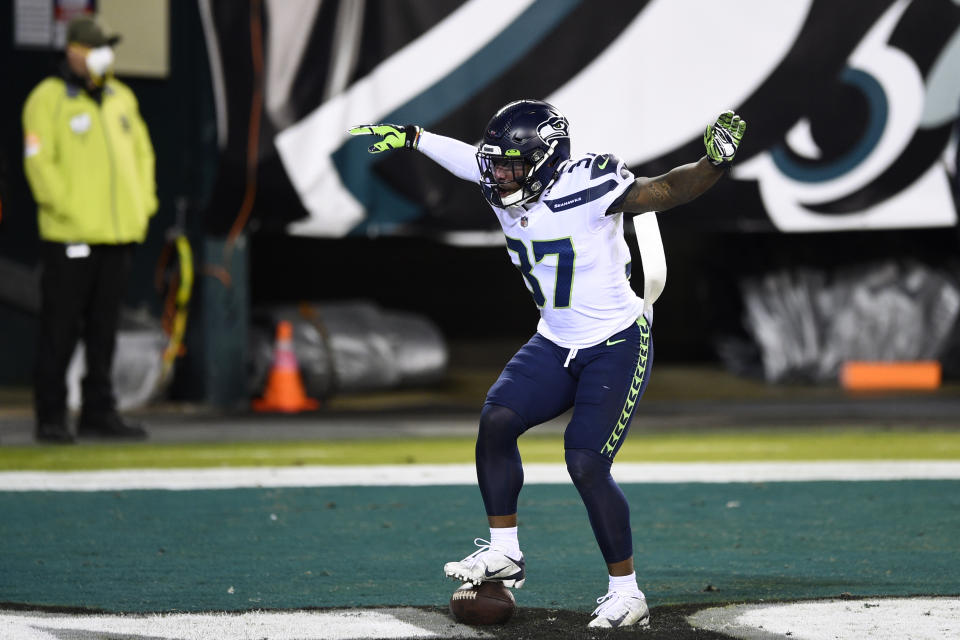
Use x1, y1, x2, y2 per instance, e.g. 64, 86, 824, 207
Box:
449, 581, 515, 625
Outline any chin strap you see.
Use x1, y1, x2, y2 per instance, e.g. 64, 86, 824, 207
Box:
630, 212, 666, 319
500, 187, 526, 207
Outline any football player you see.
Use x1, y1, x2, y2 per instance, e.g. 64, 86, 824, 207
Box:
350, 101, 745, 628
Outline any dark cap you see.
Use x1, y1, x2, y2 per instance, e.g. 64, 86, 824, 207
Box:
67, 15, 121, 47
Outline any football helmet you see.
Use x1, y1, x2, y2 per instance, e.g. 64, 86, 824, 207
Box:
476, 99, 571, 208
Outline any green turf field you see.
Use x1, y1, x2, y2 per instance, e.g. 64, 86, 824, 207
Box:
2, 427, 958, 629
1, 481, 958, 612
1, 428, 959, 470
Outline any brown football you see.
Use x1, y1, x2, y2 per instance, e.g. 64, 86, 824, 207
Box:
449, 581, 516, 625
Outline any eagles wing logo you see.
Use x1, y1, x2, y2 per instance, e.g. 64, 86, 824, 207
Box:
537, 116, 569, 142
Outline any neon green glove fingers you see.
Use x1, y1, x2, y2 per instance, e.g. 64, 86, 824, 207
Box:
704, 110, 747, 166
348, 123, 422, 153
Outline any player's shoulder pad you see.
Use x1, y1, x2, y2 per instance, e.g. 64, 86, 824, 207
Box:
561, 153, 595, 177
590, 153, 624, 179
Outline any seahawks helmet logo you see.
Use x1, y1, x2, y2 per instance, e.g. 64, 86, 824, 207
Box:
537, 116, 569, 143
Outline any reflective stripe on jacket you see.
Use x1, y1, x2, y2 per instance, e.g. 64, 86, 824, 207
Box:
22, 76, 157, 244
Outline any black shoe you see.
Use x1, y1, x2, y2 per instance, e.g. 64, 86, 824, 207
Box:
36, 423, 75, 444
77, 413, 148, 440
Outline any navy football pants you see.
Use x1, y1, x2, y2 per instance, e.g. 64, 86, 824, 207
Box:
477, 315, 653, 563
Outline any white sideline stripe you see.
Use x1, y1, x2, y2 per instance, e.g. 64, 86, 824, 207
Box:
687, 597, 960, 640
0, 608, 489, 640
1, 461, 960, 492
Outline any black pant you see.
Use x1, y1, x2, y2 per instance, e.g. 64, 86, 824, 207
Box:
34, 242, 133, 427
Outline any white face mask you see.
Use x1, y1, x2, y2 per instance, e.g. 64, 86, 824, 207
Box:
85, 46, 115, 81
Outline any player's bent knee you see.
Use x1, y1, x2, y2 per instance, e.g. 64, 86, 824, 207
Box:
478, 403, 526, 443
565, 448, 613, 491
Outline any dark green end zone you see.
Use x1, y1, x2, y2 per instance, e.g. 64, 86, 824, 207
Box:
1, 481, 958, 613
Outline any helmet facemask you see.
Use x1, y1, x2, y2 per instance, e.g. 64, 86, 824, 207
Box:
477, 140, 562, 208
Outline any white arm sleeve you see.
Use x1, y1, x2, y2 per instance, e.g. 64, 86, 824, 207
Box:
417, 131, 482, 183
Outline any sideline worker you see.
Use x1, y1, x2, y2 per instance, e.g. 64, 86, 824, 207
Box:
22, 15, 157, 443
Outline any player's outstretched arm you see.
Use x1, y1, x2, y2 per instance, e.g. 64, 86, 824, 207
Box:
348, 123, 481, 182
616, 157, 723, 214
611, 111, 746, 215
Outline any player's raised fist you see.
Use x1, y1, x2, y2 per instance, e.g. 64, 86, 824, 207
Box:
348, 123, 422, 153
704, 110, 746, 166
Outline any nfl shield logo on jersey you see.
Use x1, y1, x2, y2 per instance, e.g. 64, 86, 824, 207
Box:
521, 216, 528, 227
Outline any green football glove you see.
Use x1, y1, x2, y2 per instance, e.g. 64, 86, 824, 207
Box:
348, 123, 422, 153
704, 110, 746, 166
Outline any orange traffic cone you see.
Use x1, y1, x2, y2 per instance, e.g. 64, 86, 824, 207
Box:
253, 320, 320, 412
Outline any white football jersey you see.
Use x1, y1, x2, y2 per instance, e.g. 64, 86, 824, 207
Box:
490, 153, 643, 348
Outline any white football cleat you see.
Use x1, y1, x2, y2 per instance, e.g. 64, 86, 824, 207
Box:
587, 590, 650, 628
443, 538, 526, 588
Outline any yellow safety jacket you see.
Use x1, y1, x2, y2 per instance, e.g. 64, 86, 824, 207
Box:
22, 75, 157, 244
